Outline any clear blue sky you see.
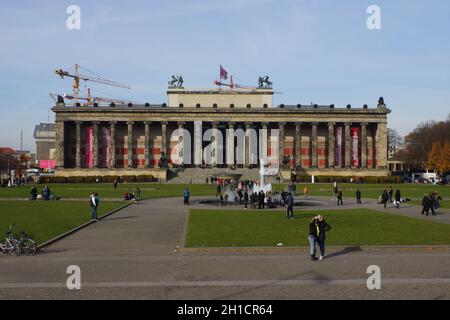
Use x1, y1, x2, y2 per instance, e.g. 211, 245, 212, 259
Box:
1, 0, 449, 152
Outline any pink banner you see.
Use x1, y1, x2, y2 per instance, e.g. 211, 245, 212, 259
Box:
351, 128, 360, 167
335, 127, 342, 167
39, 160, 56, 169
84, 125, 94, 167
101, 126, 110, 167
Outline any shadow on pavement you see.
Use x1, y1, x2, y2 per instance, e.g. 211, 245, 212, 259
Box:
326, 246, 363, 259
102, 216, 139, 222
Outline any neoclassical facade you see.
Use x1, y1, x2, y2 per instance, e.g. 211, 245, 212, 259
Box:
53, 87, 390, 180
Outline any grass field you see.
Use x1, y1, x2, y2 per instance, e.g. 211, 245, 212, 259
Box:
0, 183, 448, 204
185, 209, 450, 247
0, 201, 124, 245
0, 183, 216, 200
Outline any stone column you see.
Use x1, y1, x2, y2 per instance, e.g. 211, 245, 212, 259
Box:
178, 122, 185, 165
295, 123, 302, 168
93, 121, 99, 168
212, 122, 219, 166
161, 121, 168, 162
127, 121, 134, 168
194, 121, 202, 167
245, 123, 252, 167
55, 121, 65, 169
279, 122, 285, 168
110, 121, 116, 168
261, 122, 269, 163
361, 123, 368, 169
227, 122, 235, 167
75, 121, 82, 168
311, 123, 318, 168
344, 122, 352, 168
328, 122, 335, 168
376, 122, 388, 169
144, 121, 151, 168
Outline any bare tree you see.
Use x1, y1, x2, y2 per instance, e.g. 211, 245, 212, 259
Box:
387, 128, 404, 159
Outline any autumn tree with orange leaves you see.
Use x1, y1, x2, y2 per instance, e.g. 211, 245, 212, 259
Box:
427, 141, 450, 174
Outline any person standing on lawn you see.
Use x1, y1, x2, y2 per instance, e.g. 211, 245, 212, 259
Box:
90, 192, 99, 222
356, 189, 362, 204
30, 186, 37, 201
113, 179, 118, 190
309, 215, 332, 261
286, 193, 294, 219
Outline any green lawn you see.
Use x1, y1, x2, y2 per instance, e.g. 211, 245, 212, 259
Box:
185, 209, 450, 247
1, 183, 448, 202
0, 183, 216, 200
275, 183, 450, 201
0, 201, 124, 245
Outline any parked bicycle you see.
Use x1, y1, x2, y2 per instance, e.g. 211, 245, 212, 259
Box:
0, 225, 21, 256
0, 225, 37, 256
17, 231, 37, 256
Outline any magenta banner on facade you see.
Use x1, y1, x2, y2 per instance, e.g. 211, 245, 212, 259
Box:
351, 127, 360, 167
84, 125, 94, 167
102, 126, 110, 167
335, 127, 342, 167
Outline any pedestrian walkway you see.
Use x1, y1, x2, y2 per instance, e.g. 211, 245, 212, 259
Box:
0, 196, 449, 300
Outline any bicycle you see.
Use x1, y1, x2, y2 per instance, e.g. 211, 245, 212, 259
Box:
0, 225, 21, 256
17, 231, 37, 256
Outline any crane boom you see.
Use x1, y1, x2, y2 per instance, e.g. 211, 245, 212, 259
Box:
55, 64, 131, 103
55, 69, 131, 89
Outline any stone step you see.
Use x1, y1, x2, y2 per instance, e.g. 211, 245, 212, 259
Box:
167, 168, 280, 184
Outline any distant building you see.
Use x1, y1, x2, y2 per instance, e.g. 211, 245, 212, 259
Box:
33, 123, 56, 168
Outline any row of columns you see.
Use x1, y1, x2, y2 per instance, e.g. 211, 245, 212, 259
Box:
57, 120, 386, 170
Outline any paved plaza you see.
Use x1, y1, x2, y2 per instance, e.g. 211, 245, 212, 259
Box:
0, 196, 449, 300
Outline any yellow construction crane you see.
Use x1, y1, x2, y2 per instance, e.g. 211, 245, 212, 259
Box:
54, 64, 131, 104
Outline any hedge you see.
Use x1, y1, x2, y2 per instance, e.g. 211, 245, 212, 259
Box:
294, 175, 403, 184
38, 175, 157, 184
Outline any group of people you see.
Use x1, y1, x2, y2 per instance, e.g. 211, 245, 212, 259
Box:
123, 186, 141, 203
379, 187, 403, 209
29, 185, 53, 201
421, 191, 442, 216
309, 215, 332, 261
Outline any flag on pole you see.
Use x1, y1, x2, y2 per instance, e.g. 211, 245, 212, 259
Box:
220, 65, 228, 80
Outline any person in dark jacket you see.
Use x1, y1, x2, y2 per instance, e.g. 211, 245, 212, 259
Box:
394, 189, 401, 209
243, 190, 249, 209
381, 190, 389, 208
309, 215, 332, 261
388, 187, 394, 203
337, 190, 343, 206
428, 193, 436, 216
355, 189, 362, 205
286, 193, 294, 219
421, 194, 430, 216
30, 186, 37, 201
